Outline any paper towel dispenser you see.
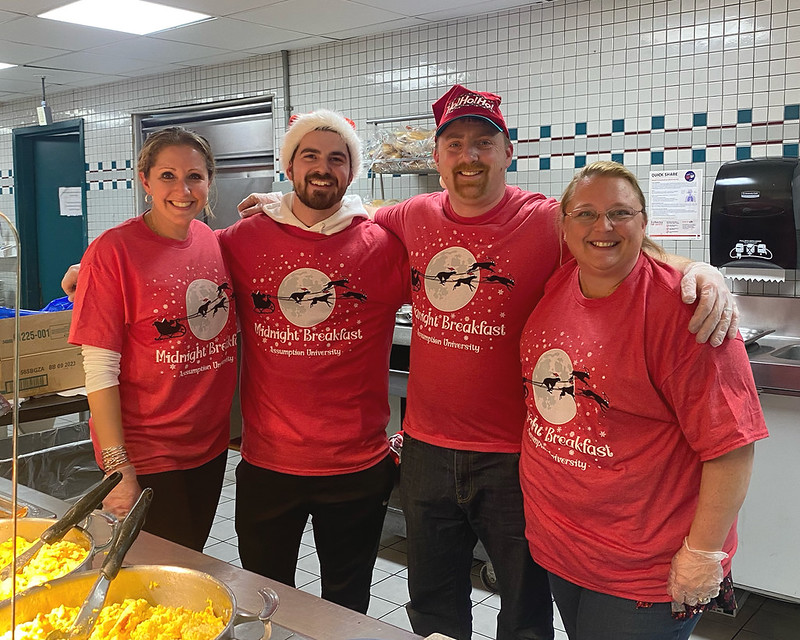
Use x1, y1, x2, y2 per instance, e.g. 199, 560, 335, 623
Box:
710, 157, 800, 270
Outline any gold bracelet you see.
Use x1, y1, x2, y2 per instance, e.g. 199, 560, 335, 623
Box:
101, 445, 130, 472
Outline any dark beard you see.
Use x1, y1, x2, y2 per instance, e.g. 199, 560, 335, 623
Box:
294, 173, 347, 211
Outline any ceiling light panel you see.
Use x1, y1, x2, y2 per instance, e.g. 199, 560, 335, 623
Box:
38, 0, 211, 36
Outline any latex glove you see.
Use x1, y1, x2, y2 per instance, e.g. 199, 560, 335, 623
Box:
101, 464, 142, 519
667, 537, 728, 606
680, 262, 739, 347
237, 192, 282, 218
61, 263, 81, 302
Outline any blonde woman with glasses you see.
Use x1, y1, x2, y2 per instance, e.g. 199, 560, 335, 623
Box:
518, 161, 768, 639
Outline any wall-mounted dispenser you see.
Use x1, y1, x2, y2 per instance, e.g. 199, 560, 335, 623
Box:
710, 157, 800, 282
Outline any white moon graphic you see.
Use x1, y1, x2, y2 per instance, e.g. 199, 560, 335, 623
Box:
532, 348, 577, 425
278, 268, 335, 327
186, 279, 229, 341
424, 247, 479, 312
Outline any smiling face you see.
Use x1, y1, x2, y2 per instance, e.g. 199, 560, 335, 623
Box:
434, 118, 512, 217
139, 144, 210, 238
563, 174, 647, 298
287, 129, 353, 224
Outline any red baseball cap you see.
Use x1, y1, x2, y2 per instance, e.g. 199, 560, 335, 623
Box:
432, 84, 509, 139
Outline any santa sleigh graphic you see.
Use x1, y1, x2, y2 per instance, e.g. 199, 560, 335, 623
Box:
153, 282, 230, 340
153, 318, 187, 340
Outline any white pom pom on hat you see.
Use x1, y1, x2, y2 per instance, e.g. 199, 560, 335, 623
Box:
280, 109, 363, 180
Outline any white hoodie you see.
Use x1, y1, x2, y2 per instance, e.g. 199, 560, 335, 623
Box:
262, 192, 369, 236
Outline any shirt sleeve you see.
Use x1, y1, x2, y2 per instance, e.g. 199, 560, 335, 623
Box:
68, 243, 127, 353
657, 327, 768, 461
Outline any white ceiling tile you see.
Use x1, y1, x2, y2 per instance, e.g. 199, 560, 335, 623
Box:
245, 35, 334, 56
0, 16, 135, 50
0, 40, 69, 65
324, 17, 427, 41
351, 0, 480, 16
0, 76, 43, 92
85, 36, 231, 64
163, 0, 284, 17
240, 0, 405, 36
153, 16, 303, 50
35, 51, 154, 75
2, 1, 68, 16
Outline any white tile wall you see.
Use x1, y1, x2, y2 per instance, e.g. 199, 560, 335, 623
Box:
1, 0, 799, 302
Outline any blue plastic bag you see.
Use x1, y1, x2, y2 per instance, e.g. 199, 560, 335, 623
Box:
0, 296, 73, 319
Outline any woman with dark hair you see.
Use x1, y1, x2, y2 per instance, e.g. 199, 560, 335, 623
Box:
69, 127, 237, 550
518, 161, 768, 639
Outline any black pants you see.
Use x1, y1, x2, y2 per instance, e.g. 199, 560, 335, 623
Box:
235, 456, 396, 614
136, 449, 227, 552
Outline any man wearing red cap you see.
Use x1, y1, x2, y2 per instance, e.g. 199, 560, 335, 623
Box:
372, 85, 738, 640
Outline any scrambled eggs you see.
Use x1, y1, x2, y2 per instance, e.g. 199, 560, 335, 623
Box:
0, 599, 226, 640
0, 536, 88, 600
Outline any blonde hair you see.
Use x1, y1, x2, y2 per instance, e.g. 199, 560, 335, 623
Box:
138, 127, 216, 218
559, 161, 665, 259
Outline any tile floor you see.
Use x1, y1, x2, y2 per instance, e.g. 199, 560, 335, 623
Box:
205, 450, 800, 640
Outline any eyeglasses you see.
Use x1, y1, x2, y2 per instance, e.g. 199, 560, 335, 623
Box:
564, 208, 643, 225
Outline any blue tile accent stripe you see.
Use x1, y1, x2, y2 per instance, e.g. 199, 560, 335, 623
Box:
518, 105, 800, 170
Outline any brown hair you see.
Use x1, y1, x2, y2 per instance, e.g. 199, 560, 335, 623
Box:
137, 127, 216, 217
559, 161, 665, 259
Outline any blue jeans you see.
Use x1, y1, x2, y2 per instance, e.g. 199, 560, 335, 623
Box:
400, 435, 553, 640
548, 573, 702, 640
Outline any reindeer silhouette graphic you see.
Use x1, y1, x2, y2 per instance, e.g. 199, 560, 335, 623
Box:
290, 288, 310, 304
468, 260, 496, 273
570, 368, 591, 384
452, 275, 477, 291
435, 267, 457, 285
323, 278, 349, 291
541, 373, 561, 393
341, 291, 367, 302
211, 297, 228, 315
309, 293, 334, 307
577, 388, 610, 412
196, 298, 212, 318
484, 274, 515, 291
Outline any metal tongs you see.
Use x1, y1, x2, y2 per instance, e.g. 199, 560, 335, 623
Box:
47, 487, 153, 640
0, 471, 122, 581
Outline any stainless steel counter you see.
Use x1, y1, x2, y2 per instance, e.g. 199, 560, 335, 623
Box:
0, 478, 420, 640
736, 295, 800, 396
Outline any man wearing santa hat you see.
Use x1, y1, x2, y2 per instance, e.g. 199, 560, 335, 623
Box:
219, 109, 409, 615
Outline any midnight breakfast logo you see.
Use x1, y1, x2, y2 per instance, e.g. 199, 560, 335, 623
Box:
414, 247, 515, 312
523, 348, 610, 425
250, 268, 367, 328
152, 279, 230, 342
523, 347, 615, 471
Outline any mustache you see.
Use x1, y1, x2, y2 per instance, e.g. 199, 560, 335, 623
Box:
305, 172, 337, 185
452, 163, 488, 173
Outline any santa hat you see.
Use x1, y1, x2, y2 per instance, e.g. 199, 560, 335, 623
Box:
280, 109, 363, 179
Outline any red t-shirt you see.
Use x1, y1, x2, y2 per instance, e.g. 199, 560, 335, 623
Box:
519, 253, 769, 601
218, 214, 409, 475
69, 216, 238, 474
376, 186, 562, 452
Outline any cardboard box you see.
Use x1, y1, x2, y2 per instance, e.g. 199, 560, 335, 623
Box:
1, 310, 84, 400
